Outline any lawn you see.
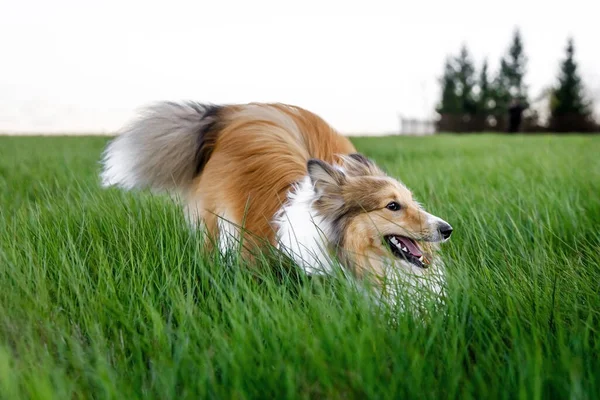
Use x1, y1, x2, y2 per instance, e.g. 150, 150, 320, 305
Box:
0, 134, 599, 399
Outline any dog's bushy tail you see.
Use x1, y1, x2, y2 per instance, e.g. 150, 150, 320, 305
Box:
100, 101, 222, 193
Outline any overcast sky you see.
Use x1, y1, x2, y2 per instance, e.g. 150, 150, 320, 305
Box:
1, 0, 598, 134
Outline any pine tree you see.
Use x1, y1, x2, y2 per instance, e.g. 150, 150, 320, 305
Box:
551, 38, 591, 116
437, 57, 461, 114
505, 29, 528, 102
492, 29, 529, 115
492, 59, 511, 115
454, 45, 477, 115
477, 59, 492, 114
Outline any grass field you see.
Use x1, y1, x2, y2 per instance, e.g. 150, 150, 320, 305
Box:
1, 134, 599, 399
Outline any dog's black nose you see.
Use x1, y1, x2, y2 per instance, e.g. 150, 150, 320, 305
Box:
438, 223, 453, 240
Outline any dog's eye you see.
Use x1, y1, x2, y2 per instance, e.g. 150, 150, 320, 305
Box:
386, 202, 401, 211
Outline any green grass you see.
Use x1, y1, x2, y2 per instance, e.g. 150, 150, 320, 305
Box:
1, 134, 599, 399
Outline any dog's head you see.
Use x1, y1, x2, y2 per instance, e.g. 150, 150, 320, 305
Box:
307, 154, 453, 279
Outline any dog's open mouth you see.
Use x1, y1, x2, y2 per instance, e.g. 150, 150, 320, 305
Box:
385, 235, 428, 268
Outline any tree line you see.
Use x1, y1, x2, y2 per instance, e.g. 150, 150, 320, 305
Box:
436, 29, 598, 133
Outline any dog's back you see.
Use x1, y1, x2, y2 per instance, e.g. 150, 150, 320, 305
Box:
101, 102, 356, 251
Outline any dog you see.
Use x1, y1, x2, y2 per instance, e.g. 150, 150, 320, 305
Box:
100, 102, 453, 304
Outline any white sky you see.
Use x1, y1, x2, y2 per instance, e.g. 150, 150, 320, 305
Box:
1, 0, 598, 134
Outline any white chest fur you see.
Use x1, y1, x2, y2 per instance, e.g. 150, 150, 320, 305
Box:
273, 176, 336, 275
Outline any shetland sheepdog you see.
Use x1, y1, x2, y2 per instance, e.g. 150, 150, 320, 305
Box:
100, 102, 453, 303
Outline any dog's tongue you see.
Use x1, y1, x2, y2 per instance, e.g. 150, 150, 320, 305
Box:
398, 236, 422, 257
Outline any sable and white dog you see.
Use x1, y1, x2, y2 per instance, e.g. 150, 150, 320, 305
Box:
100, 102, 453, 303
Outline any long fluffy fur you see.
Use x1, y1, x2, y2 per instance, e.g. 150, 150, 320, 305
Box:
101, 101, 452, 306
100, 102, 221, 192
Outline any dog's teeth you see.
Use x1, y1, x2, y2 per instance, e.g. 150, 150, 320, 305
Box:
390, 237, 399, 245
418, 256, 424, 262
401, 246, 408, 252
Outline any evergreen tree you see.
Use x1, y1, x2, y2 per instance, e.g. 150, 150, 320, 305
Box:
504, 28, 528, 102
492, 29, 529, 115
454, 45, 477, 115
551, 38, 591, 116
437, 57, 461, 114
477, 58, 493, 114
492, 59, 512, 114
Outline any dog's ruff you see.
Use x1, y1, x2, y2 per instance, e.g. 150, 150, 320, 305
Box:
100, 101, 452, 307
273, 176, 334, 275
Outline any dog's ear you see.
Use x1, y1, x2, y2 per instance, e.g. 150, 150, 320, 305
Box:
307, 159, 346, 194
347, 153, 373, 166
340, 153, 381, 177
